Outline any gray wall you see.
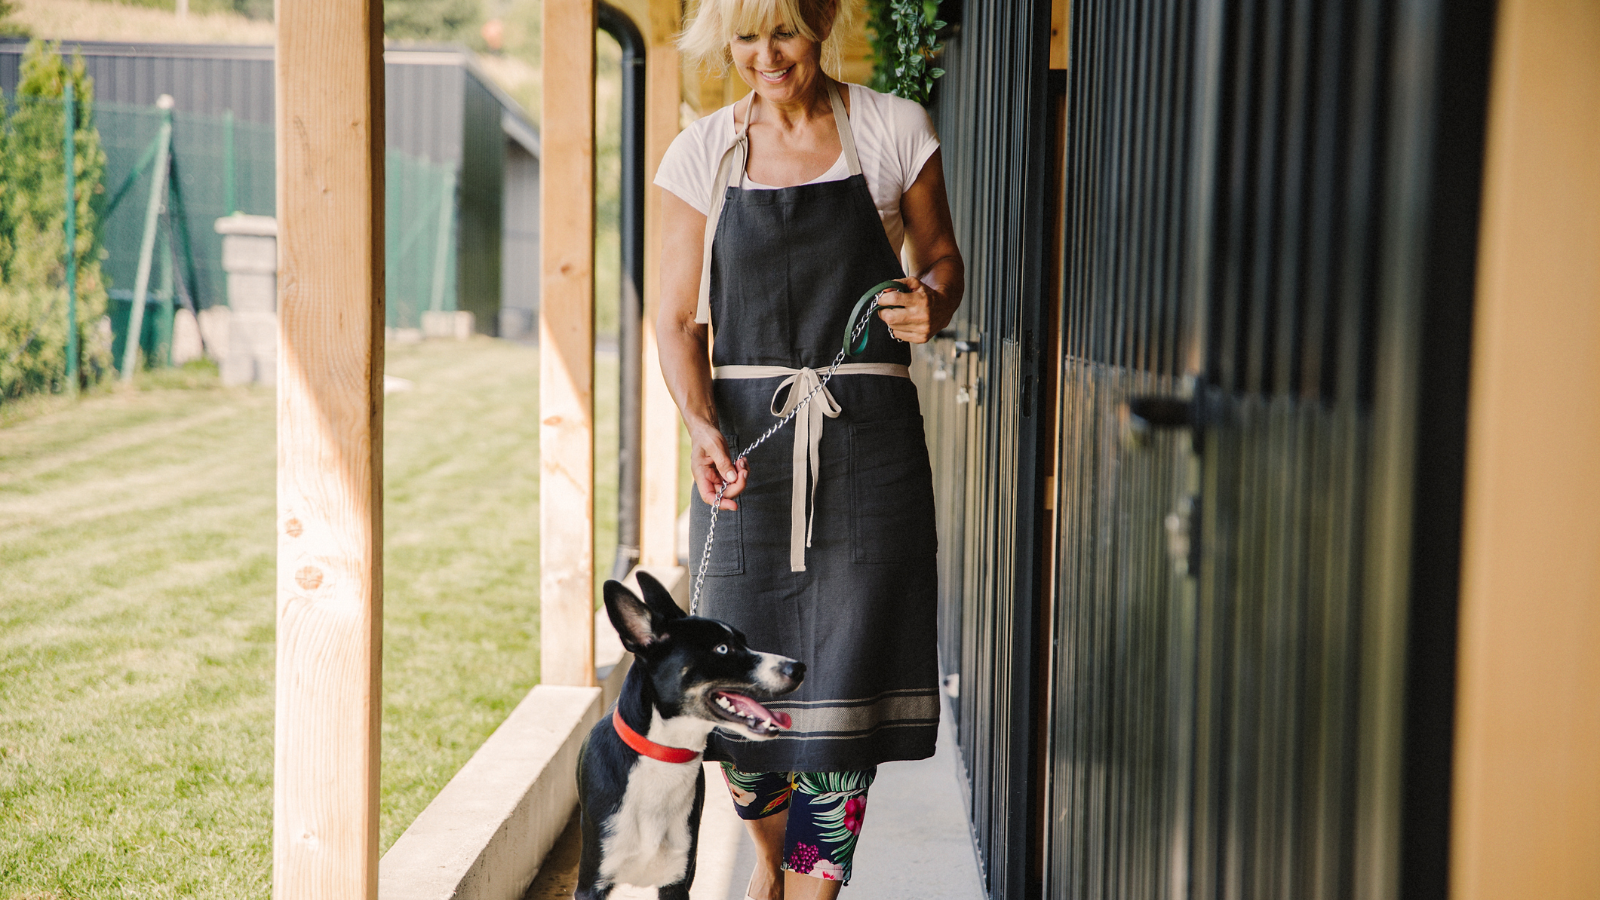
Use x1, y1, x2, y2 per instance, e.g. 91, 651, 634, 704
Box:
0, 41, 275, 123
456, 66, 504, 334
503, 141, 540, 318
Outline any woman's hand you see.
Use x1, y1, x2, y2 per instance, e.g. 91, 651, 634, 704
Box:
690, 423, 749, 510
877, 276, 951, 344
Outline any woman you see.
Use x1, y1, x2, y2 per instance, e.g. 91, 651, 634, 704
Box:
655, 0, 963, 896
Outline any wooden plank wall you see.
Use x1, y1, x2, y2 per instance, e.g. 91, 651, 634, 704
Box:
272, 0, 386, 896
639, 0, 685, 569
1452, 1, 1600, 897
540, 0, 598, 687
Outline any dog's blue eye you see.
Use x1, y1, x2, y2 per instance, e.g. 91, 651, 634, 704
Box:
714, 644, 729, 655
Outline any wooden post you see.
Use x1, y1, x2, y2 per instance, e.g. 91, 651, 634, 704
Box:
272, 1, 385, 897
1452, 1, 1600, 898
540, 0, 598, 687
639, 31, 682, 568
1049, 0, 1070, 70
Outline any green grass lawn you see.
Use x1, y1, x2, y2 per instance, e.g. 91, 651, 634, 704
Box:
0, 339, 622, 899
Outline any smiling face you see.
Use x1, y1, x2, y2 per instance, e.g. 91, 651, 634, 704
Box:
729, 18, 828, 108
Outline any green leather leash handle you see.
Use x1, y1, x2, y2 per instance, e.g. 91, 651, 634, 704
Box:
843, 280, 912, 356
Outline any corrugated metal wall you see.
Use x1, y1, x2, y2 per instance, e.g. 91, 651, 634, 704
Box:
920, 0, 1494, 896
502, 142, 541, 323
1041, 0, 1494, 895
456, 68, 504, 333
0, 41, 276, 123
916, 0, 1054, 897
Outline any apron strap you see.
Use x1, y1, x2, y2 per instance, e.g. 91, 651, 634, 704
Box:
695, 82, 861, 325
695, 98, 756, 324
826, 80, 863, 178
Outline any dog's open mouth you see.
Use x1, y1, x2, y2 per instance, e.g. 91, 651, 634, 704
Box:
711, 691, 792, 736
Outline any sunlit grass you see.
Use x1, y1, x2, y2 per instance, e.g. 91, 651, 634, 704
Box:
0, 338, 622, 898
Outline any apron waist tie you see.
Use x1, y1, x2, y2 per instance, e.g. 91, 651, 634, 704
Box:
713, 363, 911, 572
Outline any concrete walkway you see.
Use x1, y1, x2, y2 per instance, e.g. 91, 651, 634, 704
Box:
525, 701, 984, 900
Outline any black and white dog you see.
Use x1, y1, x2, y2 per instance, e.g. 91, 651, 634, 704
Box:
575, 572, 805, 900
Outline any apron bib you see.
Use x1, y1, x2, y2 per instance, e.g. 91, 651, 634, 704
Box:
689, 82, 940, 772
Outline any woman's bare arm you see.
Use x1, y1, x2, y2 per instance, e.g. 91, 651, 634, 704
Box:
879, 148, 965, 343
657, 189, 747, 508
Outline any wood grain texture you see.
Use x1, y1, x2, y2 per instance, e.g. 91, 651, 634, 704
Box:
1050, 0, 1070, 70
1453, 1, 1600, 897
273, 1, 385, 898
540, 0, 598, 688
640, 38, 682, 568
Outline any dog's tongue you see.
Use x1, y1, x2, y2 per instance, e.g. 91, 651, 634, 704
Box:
718, 692, 792, 731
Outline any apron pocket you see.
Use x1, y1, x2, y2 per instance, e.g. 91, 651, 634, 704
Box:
848, 417, 936, 564
688, 431, 745, 576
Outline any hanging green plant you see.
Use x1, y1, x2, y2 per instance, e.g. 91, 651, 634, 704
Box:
865, 0, 947, 105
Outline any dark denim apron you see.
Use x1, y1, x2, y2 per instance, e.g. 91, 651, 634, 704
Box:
689, 82, 940, 772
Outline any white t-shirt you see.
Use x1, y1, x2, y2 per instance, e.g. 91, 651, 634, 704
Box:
653, 82, 940, 255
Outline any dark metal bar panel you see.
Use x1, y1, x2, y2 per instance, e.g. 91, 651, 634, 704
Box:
1034, 2, 1493, 900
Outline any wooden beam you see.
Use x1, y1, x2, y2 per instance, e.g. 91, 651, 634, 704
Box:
640, 34, 682, 568
540, 0, 598, 688
272, 1, 385, 897
1050, 0, 1070, 70
1453, 1, 1600, 898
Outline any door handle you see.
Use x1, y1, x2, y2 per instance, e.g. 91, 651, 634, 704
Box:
1119, 382, 1221, 450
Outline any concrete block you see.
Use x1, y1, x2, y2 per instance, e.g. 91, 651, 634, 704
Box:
214, 212, 278, 239
226, 272, 277, 314
423, 310, 476, 340
171, 308, 204, 365
220, 233, 277, 276
223, 311, 277, 387
500, 307, 535, 341
214, 215, 277, 386
379, 685, 603, 900
199, 305, 231, 362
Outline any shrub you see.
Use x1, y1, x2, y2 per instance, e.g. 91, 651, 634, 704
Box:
0, 39, 111, 400
865, 0, 947, 105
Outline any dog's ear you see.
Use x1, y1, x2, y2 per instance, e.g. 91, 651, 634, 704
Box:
603, 580, 659, 654
634, 570, 686, 622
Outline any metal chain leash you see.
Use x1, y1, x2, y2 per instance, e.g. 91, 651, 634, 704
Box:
690, 287, 907, 615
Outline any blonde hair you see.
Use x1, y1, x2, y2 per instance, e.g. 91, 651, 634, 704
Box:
678, 0, 850, 78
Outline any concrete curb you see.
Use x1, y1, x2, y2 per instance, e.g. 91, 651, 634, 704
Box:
377, 566, 685, 900
378, 685, 603, 900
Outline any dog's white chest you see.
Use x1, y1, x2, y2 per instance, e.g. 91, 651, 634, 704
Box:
598, 758, 701, 887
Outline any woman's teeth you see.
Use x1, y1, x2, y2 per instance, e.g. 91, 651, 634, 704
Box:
760, 67, 791, 82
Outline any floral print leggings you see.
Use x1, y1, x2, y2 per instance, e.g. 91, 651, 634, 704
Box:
719, 763, 877, 885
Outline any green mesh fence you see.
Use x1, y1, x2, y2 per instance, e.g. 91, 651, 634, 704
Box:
386, 150, 459, 329
96, 101, 458, 328
97, 103, 277, 314
3, 93, 461, 397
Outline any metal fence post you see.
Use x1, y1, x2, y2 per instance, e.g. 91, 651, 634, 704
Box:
223, 109, 236, 215
122, 94, 174, 381
63, 81, 78, 392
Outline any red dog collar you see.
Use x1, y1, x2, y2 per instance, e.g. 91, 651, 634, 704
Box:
612, 706, 702, 764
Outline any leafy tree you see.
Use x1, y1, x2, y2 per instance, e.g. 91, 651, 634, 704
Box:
0, 0, 28, 38
384, 0, 485, 44
0, 40, 112, 398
